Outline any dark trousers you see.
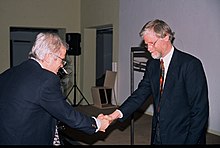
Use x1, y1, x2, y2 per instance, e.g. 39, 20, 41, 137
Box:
153, 116, 207, 145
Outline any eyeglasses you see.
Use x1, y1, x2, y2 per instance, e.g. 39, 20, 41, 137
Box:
51, 53, 67, 66
145, 38, 159, 48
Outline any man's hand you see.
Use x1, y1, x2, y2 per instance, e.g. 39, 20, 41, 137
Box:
97, 114, 112, 132
97, 110, 122, 132
108, 110, 121, 123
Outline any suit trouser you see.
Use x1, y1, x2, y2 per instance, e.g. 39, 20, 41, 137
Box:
153, 117, 207, 145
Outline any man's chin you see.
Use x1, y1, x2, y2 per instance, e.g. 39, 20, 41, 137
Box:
151, 54, 161, 59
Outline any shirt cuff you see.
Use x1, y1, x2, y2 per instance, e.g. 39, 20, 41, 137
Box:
92, 116, 100, 132
116, 109, 123, 118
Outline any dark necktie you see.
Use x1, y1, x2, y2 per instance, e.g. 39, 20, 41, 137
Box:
157, 59, 165, 113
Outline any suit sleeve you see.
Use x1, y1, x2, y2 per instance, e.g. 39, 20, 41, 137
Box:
185, 59, 209, 144
39, 75, 97, 135
119, 62, 153, 121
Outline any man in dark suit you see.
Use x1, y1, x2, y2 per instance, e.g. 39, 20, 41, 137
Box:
104, 19, 209, 144
0, 32, 110, 145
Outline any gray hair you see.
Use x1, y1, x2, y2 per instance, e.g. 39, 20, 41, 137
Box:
29, 32, 67, 60
139, 19, 175, 42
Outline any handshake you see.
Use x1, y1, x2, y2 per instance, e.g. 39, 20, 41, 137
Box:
96, 110, 122, 132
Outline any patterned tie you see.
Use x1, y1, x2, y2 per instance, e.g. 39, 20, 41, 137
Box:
157, 59, 165, 113
159, 59, 165, 95
53, 125, 61, 146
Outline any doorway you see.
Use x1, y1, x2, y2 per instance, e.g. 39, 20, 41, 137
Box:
95, 27, 113, 86
10, 27, 65, 67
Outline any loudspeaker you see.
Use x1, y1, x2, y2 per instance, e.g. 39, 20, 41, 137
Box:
66, 33, 81, 56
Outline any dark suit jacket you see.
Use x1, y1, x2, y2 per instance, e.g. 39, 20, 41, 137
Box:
119, 48, 209, 144
0, 59, 97, 145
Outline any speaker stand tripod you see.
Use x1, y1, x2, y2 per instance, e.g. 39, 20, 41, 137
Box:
66, 55, 89, 106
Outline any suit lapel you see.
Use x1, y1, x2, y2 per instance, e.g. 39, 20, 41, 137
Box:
160, 49, 179, 108
149, 59, 161, 107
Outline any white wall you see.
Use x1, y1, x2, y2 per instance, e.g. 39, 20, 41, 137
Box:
118, 0, 220, 135
80, 0, 119, 103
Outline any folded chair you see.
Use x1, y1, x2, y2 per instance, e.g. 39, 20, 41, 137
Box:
91, 70, 118, 109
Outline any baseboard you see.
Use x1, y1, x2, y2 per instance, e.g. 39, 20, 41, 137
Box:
144, 111, 153, 116
92, 104, 118, 109
208, 129, 220, 136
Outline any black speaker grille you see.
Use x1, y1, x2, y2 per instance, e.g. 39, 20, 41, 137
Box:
66, 33, 81, 55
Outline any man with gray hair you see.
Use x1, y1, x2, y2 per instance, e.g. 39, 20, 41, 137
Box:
103, 19, 209, 145
0, 32, 110, 145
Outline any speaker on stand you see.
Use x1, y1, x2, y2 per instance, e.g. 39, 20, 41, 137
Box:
65, 33, 89, 106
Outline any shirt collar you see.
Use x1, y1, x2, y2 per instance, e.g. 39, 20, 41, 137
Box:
30, 57, 44, 68
160, 46, 174, 73
161, 46, 174, 63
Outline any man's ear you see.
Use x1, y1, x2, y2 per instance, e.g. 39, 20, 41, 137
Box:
164, 34, 170, 41
44, 53, 52, 63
